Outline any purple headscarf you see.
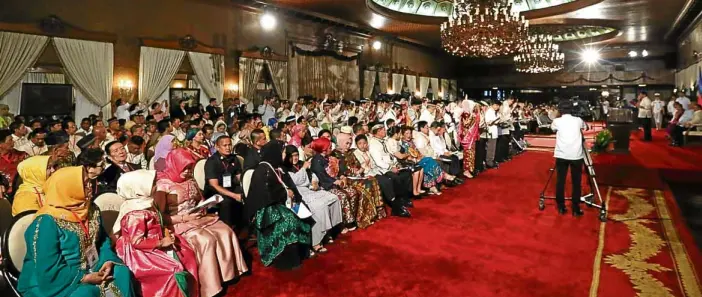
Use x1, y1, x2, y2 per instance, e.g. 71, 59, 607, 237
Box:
153, 135, 176, 164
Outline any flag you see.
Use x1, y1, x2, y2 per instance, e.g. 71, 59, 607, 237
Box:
697, 67, 702, 105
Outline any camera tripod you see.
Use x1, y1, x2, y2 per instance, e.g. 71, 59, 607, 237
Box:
538, 142, 607, 222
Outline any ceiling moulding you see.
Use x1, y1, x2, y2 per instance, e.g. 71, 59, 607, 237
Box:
0, 15, 117, 43
140, 35, 225, 55
530, 24, 619, 44
366, 0, 606, 24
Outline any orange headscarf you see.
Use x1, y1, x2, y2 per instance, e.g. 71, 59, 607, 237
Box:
36, 166, 90, 222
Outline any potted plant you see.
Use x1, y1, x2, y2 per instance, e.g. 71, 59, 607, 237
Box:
591, 129, 614, 153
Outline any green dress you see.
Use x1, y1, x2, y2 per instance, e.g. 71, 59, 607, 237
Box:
17, 207, 134, 297
254, 204, 311, 266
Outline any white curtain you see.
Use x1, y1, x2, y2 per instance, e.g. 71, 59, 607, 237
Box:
677, 64, 699, 89
75, 92, 100, 121
266, 60, 288, 100
54, 37, 114, 117
186, 77, 211, 107
449, 79, 458, 101
363, 70, 376, 98
406, 75, 417, 96
0, 32, 49, 100
441, 79, 450, 100
430, 78, 439, 96
189, 52, 224, 104
378, 72, 389, 94
138, 46, 185, 105
392, 73, 404, 94
419, 77, 430, 97
239, 57, 265, 105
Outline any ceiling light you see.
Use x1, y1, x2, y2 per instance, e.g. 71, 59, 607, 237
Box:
492, 87, 498, 90
561, 86, 567, 88
601, 85, 608, 88
638, 84, 647, 87
372, 40, 382, 50
641, 49, 649, 57
370, 13, 385, 29
628, 50, 638, 58
260, 12, 277, 31
581, 48, 600, 64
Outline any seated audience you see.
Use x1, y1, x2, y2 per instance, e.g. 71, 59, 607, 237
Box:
155, 148, 247, 297
366, 124, 412, 217
283, 145, 342, 253
245, 141, 311, 269
18, 129, 48, 156
114, 170, 199, 297
204, 135, 246, 230
0, 129, 28, 196
18, 166, 135, 297
185, 128, 211, 160
99, 140, 140, 194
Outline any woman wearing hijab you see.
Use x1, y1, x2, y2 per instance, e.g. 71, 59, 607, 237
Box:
459, 100, 480, 178
283, 145, 342, 254
11, 155, 51, 215
17, 166, 135, 297
152, 135, 178, 171
404, 125, 454, 194
214, 120, 227, 135
155, 149, 247, 297
288, 124, 307, 147
115, 170, 199, 297
246, 141, 311, 269
185, 128, 210, 160
310, 137, 364, 231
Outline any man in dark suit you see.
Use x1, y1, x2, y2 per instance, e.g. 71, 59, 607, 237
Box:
206, 98, 222, 120
170, 99, 190, 120
98, 140, 141, 194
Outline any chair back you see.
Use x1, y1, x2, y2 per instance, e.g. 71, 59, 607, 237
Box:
2, 210, 36, 276
93, 193, 125, 234
194, 159, 207, 191
148, 157, 155, 170
0, 199, 13, 241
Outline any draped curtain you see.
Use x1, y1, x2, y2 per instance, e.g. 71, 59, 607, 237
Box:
378, 72, 389, 94
54, 37, 114, 117
441, 79, 450, 100
138, 46, 185, 106
419, 77, 430, 97
188, 52, 224, 104
406, 75, 417, 96
430, 78, 439, 96
449, 79, 458, 101
676, 64, 699, 89
363, 70, 377, 98
239, 57, 265, 105
392, 73, 404, 94
292, 54, 359, 99
0, 32, 49, 108
266, 60, 288, 100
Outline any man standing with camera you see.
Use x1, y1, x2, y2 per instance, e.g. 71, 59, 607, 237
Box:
550, 101, 587, 217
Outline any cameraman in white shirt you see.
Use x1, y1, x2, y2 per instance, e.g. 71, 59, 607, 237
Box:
550, 100, 587, 217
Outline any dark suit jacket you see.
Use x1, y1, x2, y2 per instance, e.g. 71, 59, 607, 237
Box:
170, 107, 188, 120
206, 105, 221, 119
98, 162, 141, 194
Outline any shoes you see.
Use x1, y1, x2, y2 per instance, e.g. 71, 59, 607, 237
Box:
557, 206, 567, 215
454, 177, 465, 184
572, 208, 584, 217
391, 206, 411, 218
403, 199, 414, 208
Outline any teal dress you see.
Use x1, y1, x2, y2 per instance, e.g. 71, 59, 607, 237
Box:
17, 207, 134, 297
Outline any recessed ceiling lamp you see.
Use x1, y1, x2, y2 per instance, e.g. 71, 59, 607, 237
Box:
372, 40, 382, 50
628, 50, 638, 58
260, 11, 277, 31
581, 48, 600, 64
641, 49, 649, 57
370, 13, 385, 29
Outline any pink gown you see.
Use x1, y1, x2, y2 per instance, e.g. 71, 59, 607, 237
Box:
116, 210, 199, 297
157, 178, 248, 297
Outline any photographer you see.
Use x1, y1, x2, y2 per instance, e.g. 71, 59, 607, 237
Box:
550, 100, 587, 217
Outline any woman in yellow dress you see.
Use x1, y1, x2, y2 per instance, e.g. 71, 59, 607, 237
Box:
11, 155, 51, 215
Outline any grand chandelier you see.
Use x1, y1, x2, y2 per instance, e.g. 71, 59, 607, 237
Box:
513, 34, 565, 73
440, 0, 529, 58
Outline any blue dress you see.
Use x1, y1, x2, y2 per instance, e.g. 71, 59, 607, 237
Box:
399, 140, 445, 188
17, 207, 134, 297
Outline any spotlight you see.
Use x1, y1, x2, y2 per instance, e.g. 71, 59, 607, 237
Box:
628, 50, 638, 58
372, 40, 382, 50
260, 12, 277, 31
581, 48, 600, 64
370, 13, 385, 29
641, 49, 648, 57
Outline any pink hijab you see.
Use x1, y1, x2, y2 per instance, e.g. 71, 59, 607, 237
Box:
289, 124, 306, 147
156, 148, 197, 184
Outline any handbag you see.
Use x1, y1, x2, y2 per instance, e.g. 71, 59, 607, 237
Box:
262, 162, 313, 219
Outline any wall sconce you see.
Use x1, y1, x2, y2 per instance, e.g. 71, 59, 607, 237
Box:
387, 90, 395, 95
173, 82, 185, 88
414, 91, 422, 97
438, 92, 444, 98
117, 79, 134, 98
226, 83, 239, 98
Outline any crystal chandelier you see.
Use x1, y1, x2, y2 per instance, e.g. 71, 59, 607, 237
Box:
440, 0, 529, 58
513, 34, 565, 73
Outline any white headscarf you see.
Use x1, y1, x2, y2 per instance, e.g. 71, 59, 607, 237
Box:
113, 169, 157, 234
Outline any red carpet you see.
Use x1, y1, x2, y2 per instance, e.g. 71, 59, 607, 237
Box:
226, 132, 702, 297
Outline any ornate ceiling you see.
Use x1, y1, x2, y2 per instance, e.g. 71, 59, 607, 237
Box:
259, 0, 687, 57
368, 0, 577, 18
